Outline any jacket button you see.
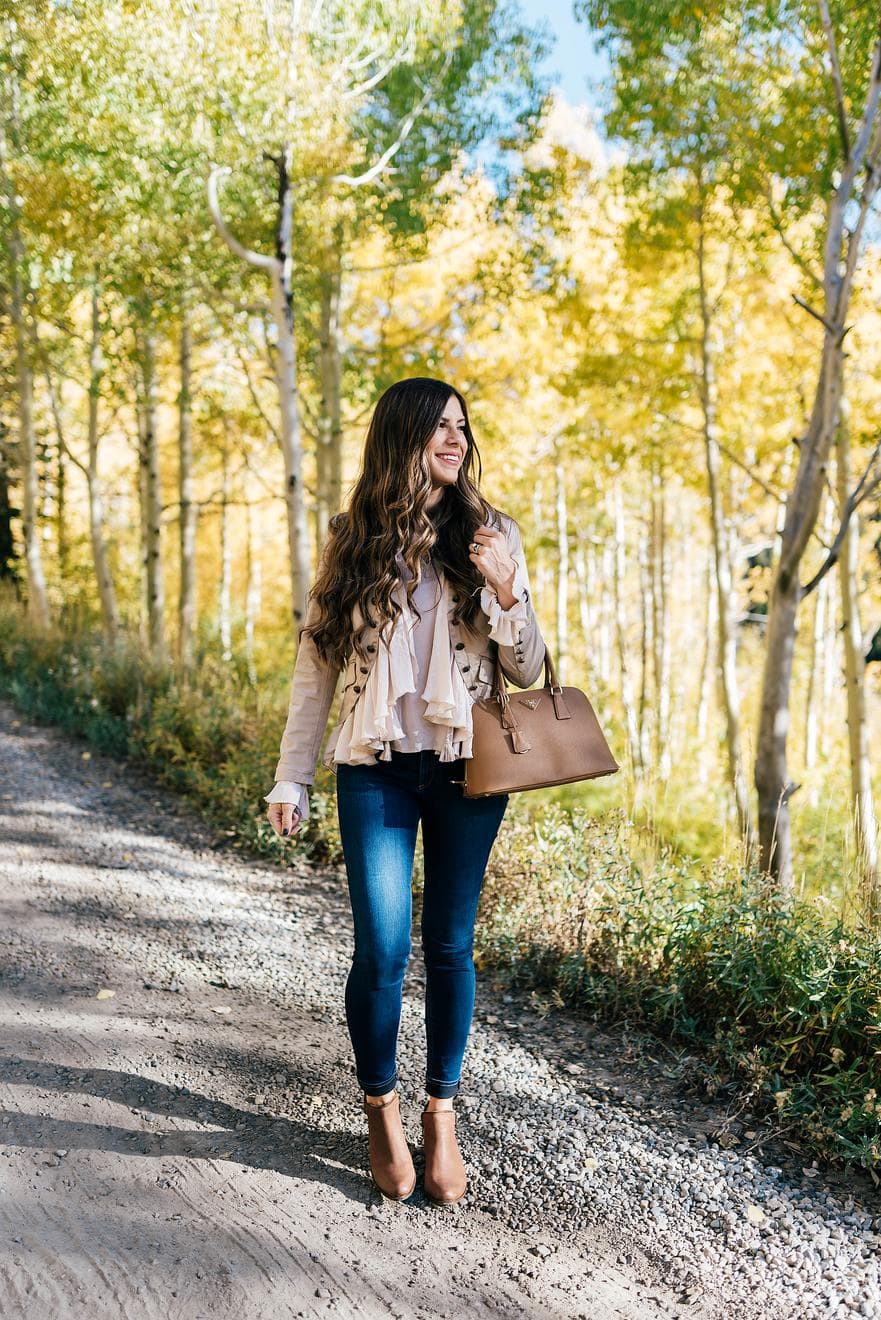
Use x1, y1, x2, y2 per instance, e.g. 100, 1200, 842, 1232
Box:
455, 641, 465, 650
367, 644, 376, 652
452, 594, 459, 602
353, 685, 361, 693
469, 683, 477, 691
461, 664, 470, 672
359, 665, 368, 673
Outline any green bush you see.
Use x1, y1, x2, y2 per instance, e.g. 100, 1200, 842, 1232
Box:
476, 801, 881, 1169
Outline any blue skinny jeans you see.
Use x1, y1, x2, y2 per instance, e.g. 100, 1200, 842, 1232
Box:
335, 749, 509, 1099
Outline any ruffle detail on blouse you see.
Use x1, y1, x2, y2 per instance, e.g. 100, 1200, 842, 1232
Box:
322, 564, 474, 770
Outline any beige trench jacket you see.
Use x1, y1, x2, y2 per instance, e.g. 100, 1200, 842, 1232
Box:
270, 512, 547, 788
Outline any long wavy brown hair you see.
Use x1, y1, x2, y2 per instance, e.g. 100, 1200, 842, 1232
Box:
304, 377, 507, 670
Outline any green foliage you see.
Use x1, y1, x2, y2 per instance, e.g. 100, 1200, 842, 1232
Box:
477, 799, 881, 1170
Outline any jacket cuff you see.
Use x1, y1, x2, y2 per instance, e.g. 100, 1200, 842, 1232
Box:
263, 780, 310, 822
479, 564, 530, 647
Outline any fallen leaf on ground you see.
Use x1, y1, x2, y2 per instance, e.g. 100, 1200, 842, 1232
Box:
96, 988, 115, 1000
209, 1005, 232, 1014
746, 1204, 765, 1225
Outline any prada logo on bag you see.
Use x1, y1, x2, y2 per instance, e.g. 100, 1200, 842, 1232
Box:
518, 695, 541, 710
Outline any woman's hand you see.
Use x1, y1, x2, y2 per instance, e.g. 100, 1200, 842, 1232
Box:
468, 524, 517, 600
267, 802, 302, 838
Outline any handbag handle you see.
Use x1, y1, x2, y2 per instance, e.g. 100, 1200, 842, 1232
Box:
492, 642, 562, 704
489, 642, 571, 754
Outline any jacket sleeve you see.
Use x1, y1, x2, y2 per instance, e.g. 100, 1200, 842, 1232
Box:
479, 515, 547, 688
268, 543, 343, 786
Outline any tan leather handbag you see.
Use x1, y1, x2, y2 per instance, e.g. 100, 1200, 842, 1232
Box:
452, 645, 619, 798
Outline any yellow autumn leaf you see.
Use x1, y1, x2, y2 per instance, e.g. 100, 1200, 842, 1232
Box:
746, 1204, 765, 1225
96, 988, 115, 1000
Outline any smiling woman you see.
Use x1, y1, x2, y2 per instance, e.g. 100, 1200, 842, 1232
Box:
263, 376, 547, 1205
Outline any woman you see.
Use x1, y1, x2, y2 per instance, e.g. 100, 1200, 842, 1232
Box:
265, 377, 546, 1205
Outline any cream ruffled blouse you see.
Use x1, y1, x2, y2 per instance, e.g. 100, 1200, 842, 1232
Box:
265, 550, 529, 821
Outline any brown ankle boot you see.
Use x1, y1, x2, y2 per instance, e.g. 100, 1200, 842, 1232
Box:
363, 1091, 416, 1200
421, 1106, 467, 1204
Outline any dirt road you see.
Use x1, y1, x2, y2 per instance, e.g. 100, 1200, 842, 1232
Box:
0, 700, 876, 1319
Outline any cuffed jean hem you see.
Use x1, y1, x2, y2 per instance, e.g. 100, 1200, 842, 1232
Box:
359, 1072, 399, 1097
426, 1076, 461, 1099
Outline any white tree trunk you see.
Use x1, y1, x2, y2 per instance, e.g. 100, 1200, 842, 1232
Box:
269, 266, 310, 630
219, 430, 232, 664
244, 473, 265, 687
836, 418, 879, 913
573, 533, 594, 687
755, 24, 881, 887
85, 284, 119, 644
599, 540, 613, 690
696, 204, 755, 853
178, 309, 197, 670
317, 226, 343, 543
650, 463, 671, 780
696, 551, 718, 785
637, 517, 653, 774
141, 326, 167, 661
0, 102, 49, 627
804, 492, 834, 785
554, 450, 568, 684
609, 486, 640, 772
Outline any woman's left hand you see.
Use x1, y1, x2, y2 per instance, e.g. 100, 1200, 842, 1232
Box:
468, 524, 517, 595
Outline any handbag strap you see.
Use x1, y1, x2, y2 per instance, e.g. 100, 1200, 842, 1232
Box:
490, 643, 572, 754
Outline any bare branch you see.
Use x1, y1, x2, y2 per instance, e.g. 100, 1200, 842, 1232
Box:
817, 0, 851, 161
331, 48, 453, 187
236, 346, 280, 443
802, 431, 881, 595
792, 292, 840, 334
207, 165, 277, 272
341, 30, 387, 73
761, 178, 824, 290
342, 24, 415, 100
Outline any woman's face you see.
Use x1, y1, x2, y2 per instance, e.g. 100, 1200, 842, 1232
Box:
426, 395, 468, 491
